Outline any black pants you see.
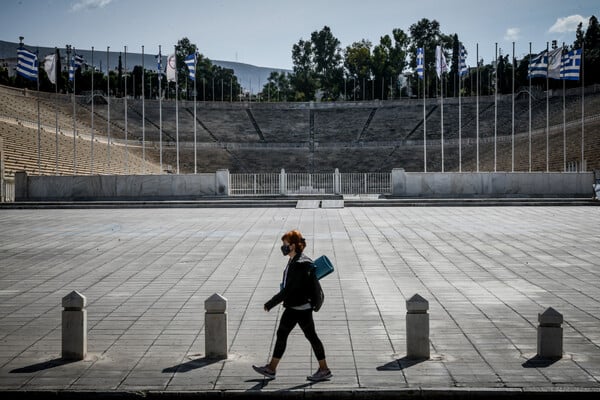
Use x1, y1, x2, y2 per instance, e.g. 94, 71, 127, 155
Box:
273, 307, 325, 360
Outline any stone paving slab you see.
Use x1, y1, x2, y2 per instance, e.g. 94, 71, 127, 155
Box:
0, 207, 599, 398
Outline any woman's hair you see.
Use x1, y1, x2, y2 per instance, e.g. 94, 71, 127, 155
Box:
281, 230, 307, 252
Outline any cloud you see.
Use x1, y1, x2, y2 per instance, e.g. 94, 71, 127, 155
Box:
549, 15, 588, 33
504, 28, 520, 41
70, 0, 113, 12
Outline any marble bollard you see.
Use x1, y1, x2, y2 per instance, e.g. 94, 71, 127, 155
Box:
406, 294, 430, 359
62, 290, 87, 360
205, 293, 228, 360
537, 307, 563, 359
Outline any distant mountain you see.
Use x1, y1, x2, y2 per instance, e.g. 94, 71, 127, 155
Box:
0, 40, 290, 94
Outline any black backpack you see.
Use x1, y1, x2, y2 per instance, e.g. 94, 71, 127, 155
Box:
308, 267, 325, 312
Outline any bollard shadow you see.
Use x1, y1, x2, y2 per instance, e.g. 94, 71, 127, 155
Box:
10, 358, 78, 373
377, 356, 427, 371
162, 356, 221, 373
522, 355, 561, 368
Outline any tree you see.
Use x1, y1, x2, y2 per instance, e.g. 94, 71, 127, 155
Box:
583, 15, 600, 84
290, 38, 317, 101
372, 28, 409, 99
260, 71, 293, 102
344, 40, 372, 100
408, 18, 453, 97
310, 26, 344, 100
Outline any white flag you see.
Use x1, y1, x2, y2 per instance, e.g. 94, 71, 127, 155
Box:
166, 53, 176, 82
43, 54, 56, 84
547, 47, 563, 80
435, 45, 447, 78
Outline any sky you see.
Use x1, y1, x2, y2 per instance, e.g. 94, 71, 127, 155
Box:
1, 0, 597, 70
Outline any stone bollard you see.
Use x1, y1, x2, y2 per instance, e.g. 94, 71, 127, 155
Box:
537, 307, 563, 359
62, 290, 87, 360
205, 293, 228, 360
406, 293, 430, 359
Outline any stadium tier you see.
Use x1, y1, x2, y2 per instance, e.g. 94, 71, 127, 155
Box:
1, 84, 598, 175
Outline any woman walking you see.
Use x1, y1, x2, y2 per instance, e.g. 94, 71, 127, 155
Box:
252, 230, 332, 382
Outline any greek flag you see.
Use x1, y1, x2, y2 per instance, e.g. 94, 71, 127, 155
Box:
416, 48, 424, 80
560, 48, 582, 80
184, 53, 196, 81
69, 53, 85, 81
459, 44, 468, 77
528, 50, 547, 79
16, 47, 38, 81
156, 53, 162, 73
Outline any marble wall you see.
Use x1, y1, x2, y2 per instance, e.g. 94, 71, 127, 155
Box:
391, 169, 595, 197
15, 171, 229, 201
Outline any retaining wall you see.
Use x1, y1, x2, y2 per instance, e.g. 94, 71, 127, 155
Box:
391, 169, 595, 198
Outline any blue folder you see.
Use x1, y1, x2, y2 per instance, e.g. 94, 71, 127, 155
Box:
313, 255, 334, 280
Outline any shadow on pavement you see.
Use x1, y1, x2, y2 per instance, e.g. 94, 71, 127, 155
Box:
10, 358, 77, 373
522, 355, 561, 368
376, 356, 426, 371
162, 356, 221, 373
245, 378, 272, 391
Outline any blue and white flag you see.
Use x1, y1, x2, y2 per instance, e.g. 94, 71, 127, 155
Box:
16, 47, 38, 81
528, 50, 547, 79
156, 52, 163, 73
459, 44, 468, 77
416, 48, 424, 80
69, 53, 85, 81
184, 53, 196, 81
560, 48, 582, 80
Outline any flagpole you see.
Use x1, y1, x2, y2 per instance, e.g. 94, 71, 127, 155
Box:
54, 48, 59, 175
494, 42, 498, 172
545, 42, 549, 172
476, 43, 479, 172
581, 42, 585, 171
158, 45, 163, 173
458, 43, 462, 173
36, 48, 41, 175
175, 45, 180, 174
124, 45, 128, 174
511, 41, 515, 172
423, 51, 427, 173
70, 46, 77, 175
528, 42, 532, 172
194, 53, 197, 174
106, 46, 111, 173
142, 45, 146, 174
440, 71, 444, 173
91, 46, 95, 175
562, 43, 566, 172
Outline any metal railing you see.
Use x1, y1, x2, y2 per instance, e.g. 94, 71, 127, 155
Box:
1, 176, 15, 202
229, 170, 391, 196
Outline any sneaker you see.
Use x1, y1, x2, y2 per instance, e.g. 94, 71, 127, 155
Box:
252, 364, 276, 379
307, 368, 332, 382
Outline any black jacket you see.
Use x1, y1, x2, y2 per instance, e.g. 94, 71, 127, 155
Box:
265, 253, 314, 311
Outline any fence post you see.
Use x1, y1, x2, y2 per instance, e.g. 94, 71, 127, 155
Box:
406, 293, 430, 359
280, 168, 286, 195
205, 293, 228, 359
62, 290, 87, 360
215, 169, 230, 196
537, 307, 563, 359
334, 168, 340, 194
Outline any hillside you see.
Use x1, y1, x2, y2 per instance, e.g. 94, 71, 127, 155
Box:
0, 40, 290, 94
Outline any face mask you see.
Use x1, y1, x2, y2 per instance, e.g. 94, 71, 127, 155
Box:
281, 244, 291, 256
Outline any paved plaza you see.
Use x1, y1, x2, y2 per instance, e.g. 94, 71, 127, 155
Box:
1, 206, 599, 398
